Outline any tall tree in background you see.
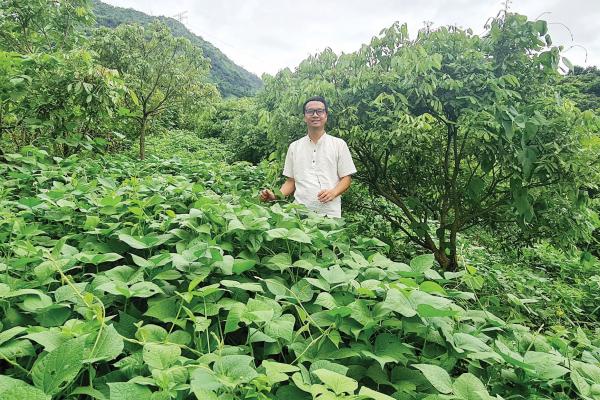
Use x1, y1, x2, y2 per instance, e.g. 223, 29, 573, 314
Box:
93, 21, 218, 159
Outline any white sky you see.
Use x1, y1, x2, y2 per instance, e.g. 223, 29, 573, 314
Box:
102, 0, 599, 77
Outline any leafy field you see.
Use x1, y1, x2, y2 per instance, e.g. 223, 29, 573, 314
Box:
1, 1, 600, 399
1, 146, 600, 400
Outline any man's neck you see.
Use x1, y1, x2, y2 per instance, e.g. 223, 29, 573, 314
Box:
308, 128, 326, 143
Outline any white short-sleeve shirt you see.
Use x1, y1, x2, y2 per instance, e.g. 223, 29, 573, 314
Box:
283, 133, 357, 218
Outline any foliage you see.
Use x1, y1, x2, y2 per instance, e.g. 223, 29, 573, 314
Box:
0, 0, 125, 157
131, 129, 233, 163
195, 97, 271, 163
92, 20, 219, 159
257, 13, 600, 270
2, 146, 600, 400
560, 66, 600, 112
457, 232, 600, 327
0, 0, 93, 53
91, 0, 263, 98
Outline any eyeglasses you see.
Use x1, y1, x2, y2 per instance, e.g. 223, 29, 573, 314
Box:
304, 108, 326, 116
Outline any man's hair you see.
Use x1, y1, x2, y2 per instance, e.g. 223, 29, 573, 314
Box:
302, 96, 328, 114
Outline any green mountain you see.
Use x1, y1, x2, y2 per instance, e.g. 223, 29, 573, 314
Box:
91, 0, 262, 97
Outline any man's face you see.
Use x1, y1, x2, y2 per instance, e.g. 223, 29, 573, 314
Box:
303, 100, 327, 130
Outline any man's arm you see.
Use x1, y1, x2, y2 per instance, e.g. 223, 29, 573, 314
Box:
280, 177, 295, 197
260, 177, 295, 201
317, 175, 352, 203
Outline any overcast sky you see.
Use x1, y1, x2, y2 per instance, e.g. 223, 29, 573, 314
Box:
102, 0, 599, 77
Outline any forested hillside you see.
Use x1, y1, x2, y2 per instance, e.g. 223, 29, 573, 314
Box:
92, 0, 262, 97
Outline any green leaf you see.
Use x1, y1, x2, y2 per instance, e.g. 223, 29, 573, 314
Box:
71, 386, 108, 400
262, 360, 299, 384
32, 335, 86, 395
136, 324, 168, 342
453, 333, 492, 353
319, 265, 348, 284
382, 288, 416, 317
224, 303, 246, 334
571, 370, 591, 397
232, 259, 256, 274
76, 252, 123, 265
523, 351, 569, 379
84, 324, 124, 363
0, 376, 50, 400
502, 119, 514, 140
287, 228, 312, 243
144, 297, 178, 321
143, 343, 181, 370
0, 338, 35, 359
419, 281, 447, 296
265, 228, 289, 240
413, 364, 453, 394
21, 293, 53, 312
264, 314, 295, 342
315, 292, 338, 309
358, 386, 396, 400
190, 368, 222, 396
290, 279, 314, 302
129, 282, 163, 298
313, 368, 358, 395
452, 373, 492, 400
410, 254, 434, 274
117, 233, 168, 249
108, 382, 152, 400
0, 326, 27, 345
213, 355, 258, 387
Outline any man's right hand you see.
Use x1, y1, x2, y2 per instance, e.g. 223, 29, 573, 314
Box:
259, 189, 276, 202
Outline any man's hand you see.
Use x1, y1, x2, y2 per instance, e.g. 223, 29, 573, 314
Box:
317, 189, 338, 203
260, 189, 276, 202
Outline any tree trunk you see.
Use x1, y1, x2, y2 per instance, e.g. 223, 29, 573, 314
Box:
433, 248, 450, 270
139, 117, 147, 160
448, 228, 459, 271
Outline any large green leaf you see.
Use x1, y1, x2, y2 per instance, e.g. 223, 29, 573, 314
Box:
32, 335, 86, 395
117, 233, 169, 249
409, 254, 435, 274
313, 368, 358, 395
0, 376, 50, 400
107, 382, 152, 400
381, 288, 416, 317
143, 342, 181, 370
358, 386, 396, 400
452, 373, 493, 400
84, 324, 124, 363
413, 364, 453, 394
213, 355, 258, 387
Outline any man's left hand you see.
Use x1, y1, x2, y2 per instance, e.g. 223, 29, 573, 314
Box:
317, 189, 337, 203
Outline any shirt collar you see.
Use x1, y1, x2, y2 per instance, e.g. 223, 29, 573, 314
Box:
307, 132, 327, 144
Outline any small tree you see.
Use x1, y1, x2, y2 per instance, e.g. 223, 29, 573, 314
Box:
93, 21, 218, 159
0, 0, 92, 53
0, 0, 124, 156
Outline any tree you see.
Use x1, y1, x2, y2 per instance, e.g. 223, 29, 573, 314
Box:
0, 0, 124, 156
0, 0, 93, 53
92, 20, 218, 159
560, 66, 600, 112
258, 13, 599, 270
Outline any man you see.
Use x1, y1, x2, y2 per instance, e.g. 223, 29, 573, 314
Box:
260, 96, 356, 218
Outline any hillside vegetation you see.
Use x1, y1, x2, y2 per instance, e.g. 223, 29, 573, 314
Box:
92, 0, 262, 97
